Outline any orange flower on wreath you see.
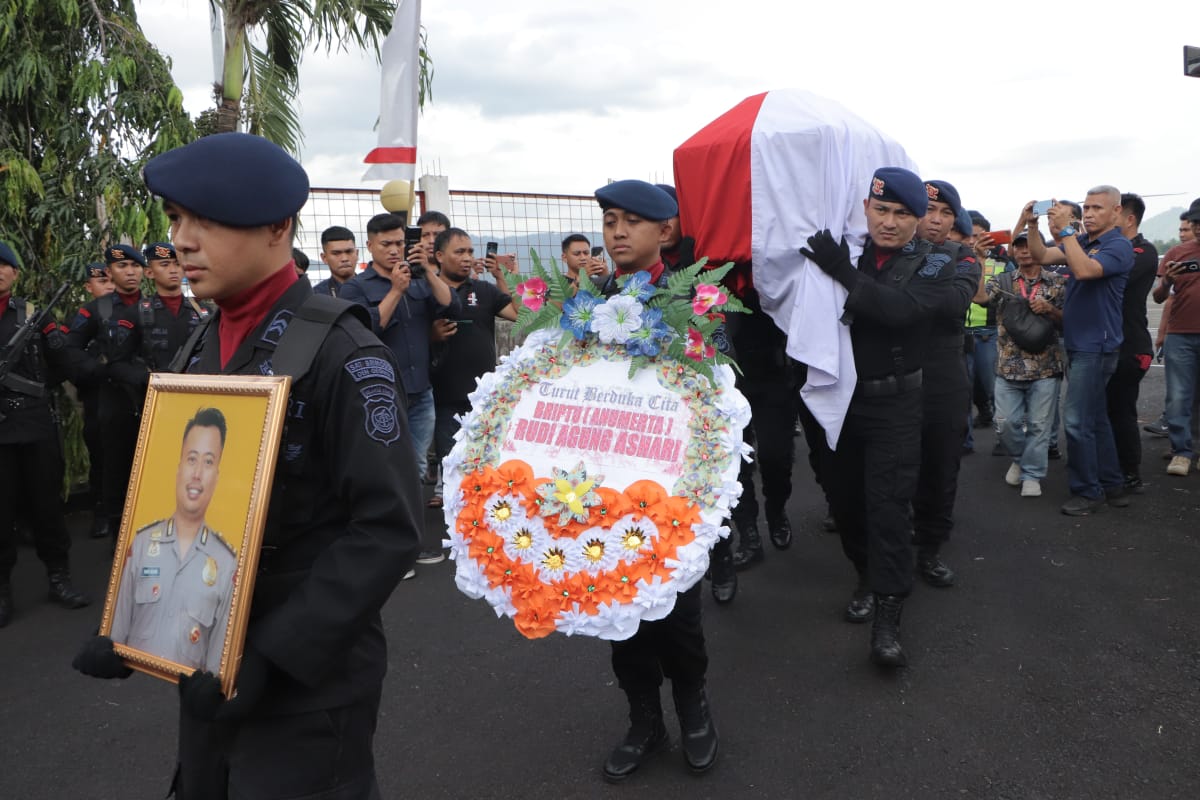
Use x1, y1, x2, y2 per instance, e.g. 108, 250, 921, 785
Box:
624, 480, 668, 512
646, 496, 700, 543
591, 486, 634, 523
513, 603, 559, 639
493, 460, 537, 496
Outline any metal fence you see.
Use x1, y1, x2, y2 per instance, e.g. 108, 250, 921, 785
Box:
297, 186, 605, 284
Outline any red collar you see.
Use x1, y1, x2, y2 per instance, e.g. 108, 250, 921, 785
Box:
618, 260, 666, 286
0, 293, 10, 317
216, 263, 298, 368
159, 293, 184, 315
116, 290, 140, 306
873, 248, 894, 271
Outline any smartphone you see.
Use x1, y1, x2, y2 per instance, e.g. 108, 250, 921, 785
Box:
452, 318, 474, 325
1032, 200, 1054, 216
1179, 260, 1200, 273
404, 226, 422, 251
485, 241, 498, 258
987, 230, 1013, 246
591, 245, 605, 257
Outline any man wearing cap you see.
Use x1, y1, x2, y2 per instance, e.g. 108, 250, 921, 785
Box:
1025, 187, 1135, 515
973, 232, 1066, 497
909, 180, 981, 589
64, 243, 149, 547
313, 225, 359, 297
592, 179, 720, 782
72, 132, 421, 799
138, 241, 210, 376
0, 241, 91, 627
800, 167, 956, 669
963, 211, 1013, 445
1152, 197, 1200, 478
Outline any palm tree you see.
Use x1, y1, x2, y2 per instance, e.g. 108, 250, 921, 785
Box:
207, 0, 432, 153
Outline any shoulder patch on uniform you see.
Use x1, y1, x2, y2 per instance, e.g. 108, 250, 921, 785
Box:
208, 528, 237, 556
117, 318, 135, 329
919, 253, 950, 277
136, 519, 167, 534
345, 356, 395, 384
261, 309, 293, 346
360, 383, 401, 445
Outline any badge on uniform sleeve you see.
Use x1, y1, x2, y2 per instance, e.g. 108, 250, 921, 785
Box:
147, 541, 160, 557
150, 528, 162, 541
151, 584, 160, 598
360, 384, 401, 446
189, 626, 201, 645
202, 556, 218, 587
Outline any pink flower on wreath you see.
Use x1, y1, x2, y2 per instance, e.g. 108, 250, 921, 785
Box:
691, 284, 727, 315
518, 277, 548, 311
684, 327, 715, 361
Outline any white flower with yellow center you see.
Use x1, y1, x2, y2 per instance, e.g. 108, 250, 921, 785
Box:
611, 514, 656, 563
483, 492, 526, 535
500, 517, 550, 564
576, 526, 620, 574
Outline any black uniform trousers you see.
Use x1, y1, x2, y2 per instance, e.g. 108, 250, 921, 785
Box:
1105, 353, 1148, 480
0, 438, 71, 577
97, 387, 140, 540
78, 384, 104, 513
821, 387, 922, 597
912, 349, 970, 552
176, 689, 382, 800
731, 382, 798, 527
610, 583, 707, 694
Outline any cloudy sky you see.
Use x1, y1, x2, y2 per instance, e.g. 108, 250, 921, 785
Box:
137, 0, 1200, 230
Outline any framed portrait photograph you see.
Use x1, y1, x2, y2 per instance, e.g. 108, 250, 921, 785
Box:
99, 373, 290, 696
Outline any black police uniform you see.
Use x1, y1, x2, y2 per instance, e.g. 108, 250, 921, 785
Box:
727, 288, 798, 557
0, 295, 89, 623
174, 276, 422, 797
136, 293, 209, 372
817, 238, 952, 598
1105, 233, 1157, 487
911, 242, 980, 575
63, 291, 145, 543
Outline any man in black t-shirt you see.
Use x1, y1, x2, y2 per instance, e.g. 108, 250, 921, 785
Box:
429, 228, 516, 507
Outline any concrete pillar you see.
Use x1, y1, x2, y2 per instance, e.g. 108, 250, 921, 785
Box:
419, 174, 450, 217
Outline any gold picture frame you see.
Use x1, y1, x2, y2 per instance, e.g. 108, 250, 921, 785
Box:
98, 373, 290, 697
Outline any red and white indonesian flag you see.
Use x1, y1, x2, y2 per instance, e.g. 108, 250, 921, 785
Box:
673, 89, 917, 447
362, 0, 421, 181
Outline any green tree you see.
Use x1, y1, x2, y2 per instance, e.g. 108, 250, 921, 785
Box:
210, 0, 433, 154
0, 0, 194, 299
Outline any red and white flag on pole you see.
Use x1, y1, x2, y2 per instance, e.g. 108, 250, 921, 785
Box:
362, 0, 421, 181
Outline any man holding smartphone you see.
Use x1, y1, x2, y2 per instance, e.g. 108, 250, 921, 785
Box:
1152, 197, 1200, 477
1024, 187, 1134, 515
560, 234, 608, 288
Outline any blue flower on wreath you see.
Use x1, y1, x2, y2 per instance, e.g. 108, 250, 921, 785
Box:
618, 270, 657, 303
625, 307, 673, 357
560, 291, 601, 340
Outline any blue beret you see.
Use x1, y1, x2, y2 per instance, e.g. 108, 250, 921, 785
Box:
85, 261, 107, 279
105, 243, 147, 267
924, 180, 964, 221
144, 132, 310, 228
655, 183, 678, 203
0, 241, 20, 269
954, 207, 974, 237
144, 242, 176, 261
868, 167, 927, 217
596, 180, 678, 221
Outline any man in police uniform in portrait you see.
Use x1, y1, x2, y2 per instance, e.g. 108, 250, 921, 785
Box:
73, 132, 421, 800
800, 167, 955, 669
109, 407, 235, 673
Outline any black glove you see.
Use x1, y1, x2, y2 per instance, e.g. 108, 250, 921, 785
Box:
72, 635, 133, 680
179, 647, 271, 722
799, 230, 857, 288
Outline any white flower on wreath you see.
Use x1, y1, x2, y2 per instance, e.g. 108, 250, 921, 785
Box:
500, 518, 551, 564
533, 539, 585, 581
589, 295, 644, 344
575, 526, 621, 575
610, 514, 657, 563
595, 600, 640, 640
557, 604, 592, 636
482, 492, 527, 535
632, 575, 678, 614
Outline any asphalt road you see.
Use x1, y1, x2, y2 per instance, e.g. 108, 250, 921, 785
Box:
2, 366, 1198, 800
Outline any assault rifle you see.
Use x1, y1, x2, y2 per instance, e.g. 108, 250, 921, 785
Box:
0, 281, 73, 422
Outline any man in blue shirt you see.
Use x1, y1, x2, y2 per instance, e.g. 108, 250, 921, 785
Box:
340, 212, 460, 502
1024, 186, 1134, 516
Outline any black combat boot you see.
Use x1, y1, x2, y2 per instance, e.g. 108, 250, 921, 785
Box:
709, 538, 737, 605
731, 520, 763, 570
0, 581, 12, 628
916, 547, 956, 588
844, 577, 874, 623
766, 509, 792, 550
870, 594, 907, 668
603, 690, 668, 783
47, 569, 91, 610
673, 682, 718, 773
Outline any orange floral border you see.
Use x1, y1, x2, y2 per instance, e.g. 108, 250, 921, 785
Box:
455, 460, 700, 639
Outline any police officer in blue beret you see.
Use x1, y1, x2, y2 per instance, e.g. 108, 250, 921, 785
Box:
62, 243, 149, 546
800, 166, 958, 668
593, 179, 721, 782
0, 241, 91, 627
911, 180, 984, 591
72, 132, 420, 799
